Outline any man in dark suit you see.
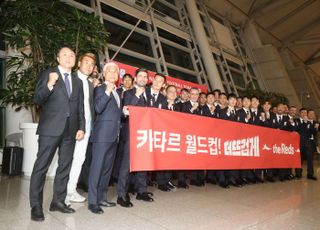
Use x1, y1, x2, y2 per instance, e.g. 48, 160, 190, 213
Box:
273, 103, 294, 181
219, 93, 242, 188
87, 62, 122, 214
295, 108, 318, 180
30, 47, 85, 221
180, 88, 203, 187
175, 88, 189, 112
201, 92, 218, 184
111, 73, 134, 185
66, 53, 95, 204
117, 68, 153, 208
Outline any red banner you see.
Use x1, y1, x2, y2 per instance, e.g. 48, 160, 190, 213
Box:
129, 106, 301, 172
115, 61, 208, 93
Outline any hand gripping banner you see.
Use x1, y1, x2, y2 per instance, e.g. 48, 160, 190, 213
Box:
129, 106, 301, 172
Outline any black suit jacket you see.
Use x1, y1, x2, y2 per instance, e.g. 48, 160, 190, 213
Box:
220, 107, 238, 121
181, 101, 201, 115
90, 83, 122, 143
34, 66, 85, 137
237, 108, 252, 124
201, 104, 216, 118
145, 87, 168, 109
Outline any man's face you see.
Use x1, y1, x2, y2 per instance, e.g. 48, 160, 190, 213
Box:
166, 86, 177, 101
283, 105, 289, 114
123, 76, 133, 89
308, 111, 316, 120
214, 92, 220, 101
300, 110, 307, 118
180, 90, 189, 101
199, 93, 207, 105
135, 71, 148, 87
152, 75, 165, 91
236, 98, 242, 108
289, 107, 297, 117
277, 104, 284, 114
242, 98, 251, 109
219, 95, 227, 106
207, 94, 215, 105
78, 56, 95, 76
104, 65, 119, 84
262, 102, 271, 111
57, 48, 76, 69
189, 89, 199, 102
251, 98, 259, 109
228, 97, 237, 107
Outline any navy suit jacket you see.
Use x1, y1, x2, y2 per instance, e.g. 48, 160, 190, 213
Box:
90, 83, 122, 143
34, 66, 85, 137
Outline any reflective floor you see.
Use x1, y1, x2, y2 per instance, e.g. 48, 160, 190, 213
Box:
1, 162, 320, 230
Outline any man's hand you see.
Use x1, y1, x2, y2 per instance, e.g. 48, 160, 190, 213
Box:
47, 72, 59, 89
106, 83, 116, 95
75, 130, 85, 141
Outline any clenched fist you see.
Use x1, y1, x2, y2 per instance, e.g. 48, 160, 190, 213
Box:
48, 72, 59, 89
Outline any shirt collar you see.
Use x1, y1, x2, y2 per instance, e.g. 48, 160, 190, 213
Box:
58, 65, 71, 76
77, 70, 88, 80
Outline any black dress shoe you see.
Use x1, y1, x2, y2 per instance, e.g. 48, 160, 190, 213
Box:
219, 182, 230, 188
177, 181, 189, 189
88, 204, 104, 214
167, 181, 176, 189
31, 206, 44, 221
136, 192, 154, 202
117, 197, 133, 208
49, 202, 75, 213
99, 200, 116, 207
158, 184, 170, 191
289, 174, 295, 180
307, 175, 317, 180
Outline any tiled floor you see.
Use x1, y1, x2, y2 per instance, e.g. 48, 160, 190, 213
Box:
1, 163, 320, 230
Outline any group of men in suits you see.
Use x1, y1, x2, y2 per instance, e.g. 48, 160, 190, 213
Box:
29, 46, 318, 221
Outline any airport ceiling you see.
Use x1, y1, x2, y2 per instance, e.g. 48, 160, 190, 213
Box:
204, 0, 320, 76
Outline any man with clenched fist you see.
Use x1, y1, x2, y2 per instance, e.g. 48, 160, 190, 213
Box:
29, 47, 85, 221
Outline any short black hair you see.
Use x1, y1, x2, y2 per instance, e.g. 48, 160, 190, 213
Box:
300, 107, 307, 112
199, 92, 206, 96
135, 68, 148, 77
227, 93, 237, 100
122, 73, 133, 81
251, 96, 259, 101
242, 96, 250, 101
207, 92, 214, 97
180, 88, 189, 93
220, 92, 227, 97
154, 72, 167, 83
166, 85, 176, 92
213, 89, 221, 95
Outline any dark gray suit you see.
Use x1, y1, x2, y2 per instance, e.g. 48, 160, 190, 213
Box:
30, 66, 85, 208
88, 83, 121, 205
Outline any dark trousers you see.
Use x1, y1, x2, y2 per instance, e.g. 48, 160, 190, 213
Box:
77, 142, 93, 190
88, 141, 117, 205
191, 170, 205, 182
296, 141, 314, 176
117, 136, 131, 199
156, 171, 172, 186
30, 119, 75, 207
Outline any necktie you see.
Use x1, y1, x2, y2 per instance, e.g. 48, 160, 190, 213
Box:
64, 73, 71, 97
246, 110, 249, 115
